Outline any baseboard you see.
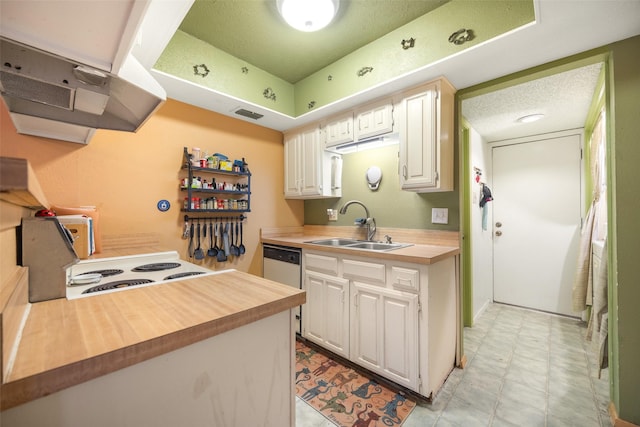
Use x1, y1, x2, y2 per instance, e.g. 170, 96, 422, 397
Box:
472, 299, 491, 324
609, 402, 640, 427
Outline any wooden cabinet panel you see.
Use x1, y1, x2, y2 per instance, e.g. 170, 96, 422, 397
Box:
303, 271, 349, 358
325, 112, 354, 147
355, 100, 394, 141
398, 78, 455, 192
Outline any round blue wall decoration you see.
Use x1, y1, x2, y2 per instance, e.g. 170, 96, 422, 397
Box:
157, 200, 171, 212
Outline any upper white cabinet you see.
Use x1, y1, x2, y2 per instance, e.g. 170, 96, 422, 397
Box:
284, 125, 342, 199
324, 112, 354, 148
355, 99, 394, 141
397, 78, 456, 192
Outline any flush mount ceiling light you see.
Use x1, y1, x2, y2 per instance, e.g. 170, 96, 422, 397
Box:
516, 113, 545, 123
277, 0, 339, 32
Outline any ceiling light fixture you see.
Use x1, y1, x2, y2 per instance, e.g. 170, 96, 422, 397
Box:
277, 0, 339, 32
516, 113, 545, 123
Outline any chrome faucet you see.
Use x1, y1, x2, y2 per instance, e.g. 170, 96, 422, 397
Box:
339, 200, 377, 241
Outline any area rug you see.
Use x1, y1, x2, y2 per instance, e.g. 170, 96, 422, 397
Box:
295, 340, 416, 427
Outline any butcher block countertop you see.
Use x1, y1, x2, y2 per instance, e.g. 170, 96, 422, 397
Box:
1, 268, 305, 410
261, 225, 460, 264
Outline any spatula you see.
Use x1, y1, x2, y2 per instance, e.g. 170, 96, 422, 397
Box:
207, 220, 217, 257
238, 220, 246, 255
194, 220, 205, 260
217, 220, 228, 262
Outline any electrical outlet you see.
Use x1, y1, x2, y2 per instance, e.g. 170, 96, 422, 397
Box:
327, 209, 338, 221
431, 208, 449, 224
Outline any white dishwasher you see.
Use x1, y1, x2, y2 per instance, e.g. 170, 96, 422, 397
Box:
263, 244, 302, 334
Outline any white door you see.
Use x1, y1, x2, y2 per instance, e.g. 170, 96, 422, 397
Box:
492, 134, 582, 316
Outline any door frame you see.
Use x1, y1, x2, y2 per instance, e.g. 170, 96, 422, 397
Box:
457, 54, 607, 327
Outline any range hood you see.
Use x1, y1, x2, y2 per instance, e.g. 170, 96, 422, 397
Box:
0, 38, 166, 144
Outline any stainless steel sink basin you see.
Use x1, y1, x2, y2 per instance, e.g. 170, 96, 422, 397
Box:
305, 238, 362, 246
305, 238, 412, 252
346, 242, 412, 251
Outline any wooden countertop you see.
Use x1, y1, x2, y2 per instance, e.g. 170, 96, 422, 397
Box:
1, 270, 305, 410
261, 225, 460, 265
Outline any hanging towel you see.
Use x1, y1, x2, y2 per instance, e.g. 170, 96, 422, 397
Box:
479, 184, 493, 231
479, 184, 493, 208
572, 201, 597, 312
482, 204, 489, 231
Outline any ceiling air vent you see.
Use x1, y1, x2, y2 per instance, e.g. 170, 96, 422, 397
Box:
234, 108, 263, 120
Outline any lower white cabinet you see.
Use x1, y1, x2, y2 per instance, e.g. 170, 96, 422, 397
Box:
304, 270, 350, 358
302, 250, 457, 398
351, 282, 418, 390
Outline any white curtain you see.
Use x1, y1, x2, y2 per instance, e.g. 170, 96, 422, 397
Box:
572, 112, 605, 313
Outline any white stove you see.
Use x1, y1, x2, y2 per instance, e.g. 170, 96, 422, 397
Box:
66, 251, 221, 299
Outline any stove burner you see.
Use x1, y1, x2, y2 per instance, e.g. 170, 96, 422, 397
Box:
132, 262, 181, 272
82, 279, 154, 294
83, 269, 124, 277
164, 271, 206, 280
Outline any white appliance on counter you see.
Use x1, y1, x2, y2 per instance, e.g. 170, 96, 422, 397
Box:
66, 251, 223, 299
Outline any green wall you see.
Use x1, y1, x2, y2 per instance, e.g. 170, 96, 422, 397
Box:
294, 0, 534, 115
155, 0, 534, 116
304, 143, 459, 232
607, 35, 640, 424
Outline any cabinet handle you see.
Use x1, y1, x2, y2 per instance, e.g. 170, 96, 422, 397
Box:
402, 165, 407, 179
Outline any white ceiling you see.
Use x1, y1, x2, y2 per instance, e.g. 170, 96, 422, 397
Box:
136, 0, 640, 138
462, 62, 603, 142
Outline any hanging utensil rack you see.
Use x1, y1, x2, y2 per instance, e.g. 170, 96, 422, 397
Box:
184, 214, 245, 222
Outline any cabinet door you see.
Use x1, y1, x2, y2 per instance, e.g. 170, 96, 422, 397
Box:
355, 101, 393, 141
351, 282, 418, 390
399, 83, 438, 190
283, 134, 300, 197
300, 127, 323, 196
303, 271, 350, 358
325, 113, 354, 147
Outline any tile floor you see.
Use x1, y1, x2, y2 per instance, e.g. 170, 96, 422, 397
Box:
296, 303, 611, 427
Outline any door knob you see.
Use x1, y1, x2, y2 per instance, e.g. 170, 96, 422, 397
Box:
495, 222, 502, 228
495, 230, 503, 236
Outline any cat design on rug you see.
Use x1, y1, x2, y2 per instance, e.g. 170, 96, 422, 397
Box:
296, 347, 316, 364
378, 393, 406, 424
318, 391, 363, 414
295, 367, 311, 384
351, 380, 383, 399
351, 404, 380, 427
301, 379, 333, 401
313, 359, 338, 376
328, 369, 359, 388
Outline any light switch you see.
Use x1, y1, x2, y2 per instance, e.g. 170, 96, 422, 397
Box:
431, 208, 449, 224
327, 209, 338, 221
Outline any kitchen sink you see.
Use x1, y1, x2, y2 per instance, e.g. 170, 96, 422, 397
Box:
305, 238, 412, 252
346, 242, 412, 251
306, 238, 363, 246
